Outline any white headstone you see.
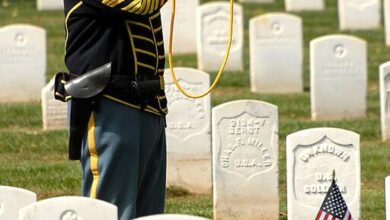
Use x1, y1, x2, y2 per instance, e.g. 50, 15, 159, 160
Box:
239, 0, 273, 3
338, 0, 381, 30
212, 100, 279, 220
197, 2, 243, 72
380, 62, 390, 141
135, 214, 210, 220
37, 0, 63, 10
164, 68, 211, 194
41, 77, 68, 130
0, 25, 46, 102
310, 35, 367, 120
249, 13, 303, 94
386, 176, 390, 220
161, 0, 199, 54
385, 0, 390, 46
285, 0, 324, 11
19, 196, 117, 220
286, 128, 361, 220
0, 186, 36, 220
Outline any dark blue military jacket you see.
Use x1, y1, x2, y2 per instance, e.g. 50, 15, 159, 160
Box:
64, 0, 168, 115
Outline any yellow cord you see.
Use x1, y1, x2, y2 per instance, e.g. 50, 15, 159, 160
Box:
168, 0, 234, 99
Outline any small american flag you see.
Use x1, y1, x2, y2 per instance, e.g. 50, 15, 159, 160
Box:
315, 178, 353, 220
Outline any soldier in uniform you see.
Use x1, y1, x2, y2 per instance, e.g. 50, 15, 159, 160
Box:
62, 0, 168, 219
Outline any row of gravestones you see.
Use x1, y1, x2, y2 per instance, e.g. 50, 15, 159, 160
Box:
0, 186, 208, 219
42, 53, 390, 137
0, 24, 373, 119
0, 11, 378, 100
40, 65, 390, 197
0, 8, 383, 101
164, 2, 381, 72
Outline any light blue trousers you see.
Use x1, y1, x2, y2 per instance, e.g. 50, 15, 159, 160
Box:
80, 97, 166, 220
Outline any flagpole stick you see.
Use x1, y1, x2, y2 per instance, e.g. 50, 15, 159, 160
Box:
332, 169, 336, 181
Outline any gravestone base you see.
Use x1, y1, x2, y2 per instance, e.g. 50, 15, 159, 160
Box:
312, 112, 366, 121
167, 156, 211, 194
214, 178, 279, 220
239, 0, 273, 3
215, 202, 278, 220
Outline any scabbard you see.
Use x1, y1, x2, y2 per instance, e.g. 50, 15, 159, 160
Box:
68, 98, 93, 160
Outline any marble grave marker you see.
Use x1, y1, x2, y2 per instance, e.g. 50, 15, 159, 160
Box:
197, 2, 243, 72
0, 25, 46, 102
41, 77, 68, 130
285, 0, 325, 11
212, 100, 279, 220
338, 0, 381, 30
164, 68, 211, 194
0, 186, 36, 220
380, 62, 390, 141
385, 0, 390, 46
19, 196, 117, 220
386, 176, 390, 220
161, 0, 199, 54
286, 128, 361, 219
249, 13, 303, 93
238, 0, 273, 4
37, 0, 63, 10
310, 35, 367, 120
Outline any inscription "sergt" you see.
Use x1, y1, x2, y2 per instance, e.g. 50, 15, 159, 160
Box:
228, 119, 266, 135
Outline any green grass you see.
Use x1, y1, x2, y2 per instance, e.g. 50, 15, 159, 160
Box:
0, 0, 389, 219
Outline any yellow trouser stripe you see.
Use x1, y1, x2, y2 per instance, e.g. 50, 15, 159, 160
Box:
88, 113, 100, 199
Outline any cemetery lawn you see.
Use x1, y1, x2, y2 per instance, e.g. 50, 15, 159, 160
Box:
1, 0, 389, 219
